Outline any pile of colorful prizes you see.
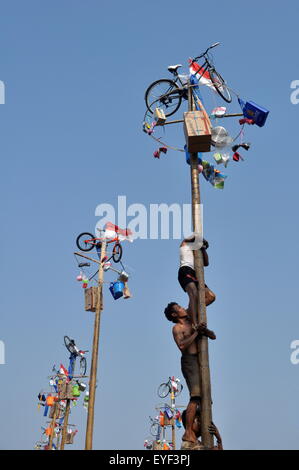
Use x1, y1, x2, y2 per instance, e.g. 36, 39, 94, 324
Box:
144, 439, 153, 450
159, 407, 182, 429
185, 146, 227, 190
36, 363, 90, 449
153, 439, 174, 450
143, 72, 270, 190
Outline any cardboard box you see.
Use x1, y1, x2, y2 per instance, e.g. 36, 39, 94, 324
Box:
84, 286, 102, 312
154, 107, 166, 125
184, 111, 211, 153
243, 101, 269, 127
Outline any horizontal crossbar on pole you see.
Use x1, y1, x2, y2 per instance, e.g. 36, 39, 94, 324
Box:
74, 252, 101, 265
215, 113, 244, 118
155, 119, 184, 126
155, 113, 243, 128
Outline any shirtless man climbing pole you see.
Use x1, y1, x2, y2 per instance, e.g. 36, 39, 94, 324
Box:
164, 302, 216, 448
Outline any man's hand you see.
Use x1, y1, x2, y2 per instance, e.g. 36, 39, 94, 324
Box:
197, 322, 216, 340
202, 238, 209, 249
197, 322, 207, 332
192, 322, 207, 333
208, 422, 222, 443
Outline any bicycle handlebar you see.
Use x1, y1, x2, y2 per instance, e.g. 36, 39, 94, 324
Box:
191, 42, 220, 63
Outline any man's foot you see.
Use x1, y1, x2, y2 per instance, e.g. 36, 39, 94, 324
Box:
205, 286, 216, 306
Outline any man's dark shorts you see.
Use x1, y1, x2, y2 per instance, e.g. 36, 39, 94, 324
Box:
178, 266, 198, 292
178, 266, 209, 294
181, 353, 201, 398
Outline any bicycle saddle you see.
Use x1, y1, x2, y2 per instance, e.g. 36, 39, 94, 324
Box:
168, 64, 182, 73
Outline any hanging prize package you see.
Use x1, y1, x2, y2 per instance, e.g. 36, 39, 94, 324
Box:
46, 395, 55, 407
45, 427, 52, 436
211, 126, 233, 149
153, 147, 167, 159
82, 275, 89, 289
238, 98, 269, 127
109, 281, 124, 300
38, 392, 46, 403
154, 108, 166, 126
175, 414, 182, 428
83, 391, 89, 410
119, 271, 129, 282
66, 429, 77, 444
163, 407, 173, 426
77, 381, 87, 392
103, 262, 111, 271
211, 106, 226, 118
72, 385, 81, 397
213, 152, 230, 167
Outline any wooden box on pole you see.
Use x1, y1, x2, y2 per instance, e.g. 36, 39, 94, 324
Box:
85, 286, 103, 312
184, 111, 211, 153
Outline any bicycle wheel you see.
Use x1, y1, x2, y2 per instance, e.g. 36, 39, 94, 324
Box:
150, 423, 159, 437
79, 357, 87, 376
76, 232, 96, 252
174, 382, 183, 396
145, 79, 182, 117
112, 242, 122, 263
157, 383, 170, 398
209, 68, 232, 103
64, 336, 76, 355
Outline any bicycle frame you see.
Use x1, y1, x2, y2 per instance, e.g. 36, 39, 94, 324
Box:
170, 47, 215, 85
149, 417, 161, 440
155, 77, 188, 104
162, 58, 211, 104
82, 235, 119, 247
146, 42, 226, 116
172, 73, 187, 88
189, 55, 213, 81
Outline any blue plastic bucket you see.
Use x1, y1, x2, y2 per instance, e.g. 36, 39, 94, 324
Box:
113, 281, 124, 299
109, 281, 124, 300
109, 283, 115, 299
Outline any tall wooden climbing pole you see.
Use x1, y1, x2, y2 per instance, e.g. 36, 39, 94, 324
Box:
85, 239, 106, 450
188, 85, 214, 449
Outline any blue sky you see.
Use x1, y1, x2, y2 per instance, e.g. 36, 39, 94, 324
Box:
1, 0, 299, 450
